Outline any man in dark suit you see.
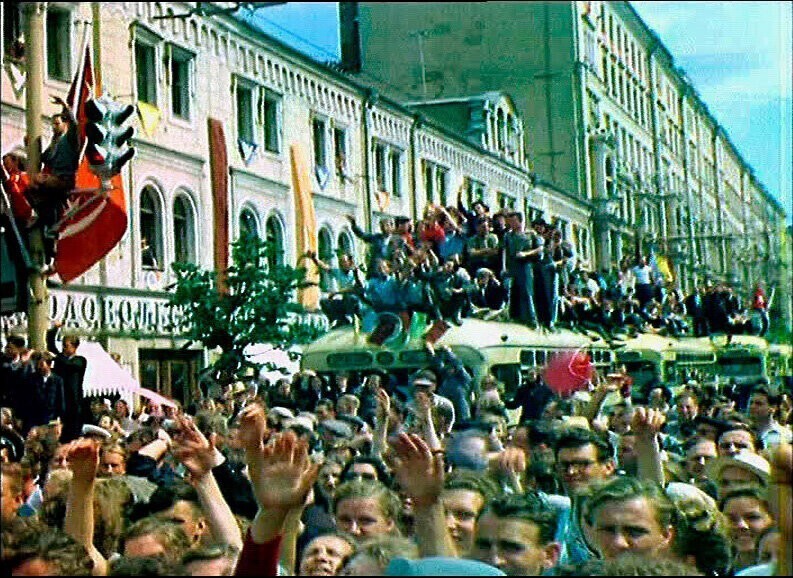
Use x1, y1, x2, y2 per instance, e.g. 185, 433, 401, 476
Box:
47, 322, 87, 442
469, 267, 508, 320
18, 351, 65, 435
503, 212, 543, 327
684, 285, 709, 337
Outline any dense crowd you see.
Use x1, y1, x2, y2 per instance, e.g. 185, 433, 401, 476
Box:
1, 315, 792, 576
304, 193, 771, 344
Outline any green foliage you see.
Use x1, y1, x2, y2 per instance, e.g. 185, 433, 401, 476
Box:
169, 231, 325, 386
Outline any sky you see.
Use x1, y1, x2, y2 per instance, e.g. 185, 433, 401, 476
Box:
237, 1, 792, 224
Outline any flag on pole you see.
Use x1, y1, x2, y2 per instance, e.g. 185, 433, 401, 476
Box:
52, 37, 128, 283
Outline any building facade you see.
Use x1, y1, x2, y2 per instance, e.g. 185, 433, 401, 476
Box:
342, 0, 790, 330
1, 2, 597, 406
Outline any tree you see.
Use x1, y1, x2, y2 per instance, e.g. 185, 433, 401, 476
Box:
169, 230, 324, 389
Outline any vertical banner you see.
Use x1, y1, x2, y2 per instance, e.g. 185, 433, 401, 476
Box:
53, 36, 128, 283
207, 119, 229, 293
290, 143, 319, 310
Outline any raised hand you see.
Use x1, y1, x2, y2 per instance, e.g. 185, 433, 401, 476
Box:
390, 433, 444, 507
67, 438, 99, 482
414, 390, 433, 424
631, 406, 666, 440
490, 446, 526, 491
249, 431, 319, 511
375, 387, 391, 423
237, 403, 269, 453
170, 415, 216, 482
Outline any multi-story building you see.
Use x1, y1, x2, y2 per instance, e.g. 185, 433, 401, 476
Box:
339, 0, 790, 330
1, 2, 594, 406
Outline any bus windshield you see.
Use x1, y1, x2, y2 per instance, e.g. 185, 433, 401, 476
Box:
717, 357, 763, 377
623, 360, 660, 389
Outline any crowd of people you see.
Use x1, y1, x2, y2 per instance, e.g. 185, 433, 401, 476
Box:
2, 310, 791, 576
305, 191, 771, 344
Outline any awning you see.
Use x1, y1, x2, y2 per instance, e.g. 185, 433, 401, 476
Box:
244, 343, 302, 383
79, 341, 178, 408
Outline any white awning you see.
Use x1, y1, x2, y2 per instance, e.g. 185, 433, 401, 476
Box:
79, 341, 177, 408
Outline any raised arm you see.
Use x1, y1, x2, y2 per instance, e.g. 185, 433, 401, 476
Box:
65, 438, 107, 576
631, 407, 666, 487
390, 433, 457, 558
372, 387, 391, 459
170, 416, 243, 554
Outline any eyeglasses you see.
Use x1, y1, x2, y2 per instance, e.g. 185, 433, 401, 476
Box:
556, 460, 598, 472
343, 471, 377, 482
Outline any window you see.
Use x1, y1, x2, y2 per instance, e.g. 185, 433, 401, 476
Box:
140, 187, 163, 270
239, 207, 259, 239
312, 117, 328, 169
333, 126, 347, 178
265, 215, 285, 270
389, 149, 402, 197
497, 192, 515, 211
262, 91, 281, 153
236, 81, 255, 143
46, 8, 71, 81
173, 195, 195, 264
318, 227, 334, 292
374, 143, 387, 191
3, 3, 23, 61
465, 177, 487, 207
338, 230, 354, 260
135, 35, 158, 105
169, 45, 192, 120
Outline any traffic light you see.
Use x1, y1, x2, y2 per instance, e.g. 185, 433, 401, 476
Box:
83, 94, 136, 184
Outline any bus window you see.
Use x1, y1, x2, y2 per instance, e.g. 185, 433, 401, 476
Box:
520, 350, 536, 367
492, 363, 522, 397
717, 357, 763, 378
327, 352, 373, 369
623, 360, 660, 391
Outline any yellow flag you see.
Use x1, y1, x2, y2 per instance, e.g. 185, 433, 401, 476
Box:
137, 102, 162, 138
290, 144, 319, 311
656, 255, 675, 283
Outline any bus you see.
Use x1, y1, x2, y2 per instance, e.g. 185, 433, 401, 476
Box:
767, 343, 792, 388
711, 334, 769, 388
299, 318, 615, 401
613, 334, 717, 397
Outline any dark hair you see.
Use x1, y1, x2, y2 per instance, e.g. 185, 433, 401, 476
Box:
2, 518, 94, 576
584, 476, 678, 531
717, 485, 770, 513
62, 334, 81, 349
749, 386, 779, 407
444, 468, 501, 503
5, 335, 26, 349
110, 555, 189, 576
554, 427, 613, 463
341, 456, 393, 488
480, 492, 558, 545
132, 482, 200, 522
557, 554, 703, 576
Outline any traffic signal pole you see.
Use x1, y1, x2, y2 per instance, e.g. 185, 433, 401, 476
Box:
24, 3, 48, 350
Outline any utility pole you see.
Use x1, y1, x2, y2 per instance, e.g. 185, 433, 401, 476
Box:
24, 2, 48, 350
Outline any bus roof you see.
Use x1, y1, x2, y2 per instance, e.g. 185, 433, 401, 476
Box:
302, 318, 609, 354
613, 333, 678, 352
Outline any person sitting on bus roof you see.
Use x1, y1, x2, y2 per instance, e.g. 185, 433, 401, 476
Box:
306, 250, 365, 329
468, 268, 508, 321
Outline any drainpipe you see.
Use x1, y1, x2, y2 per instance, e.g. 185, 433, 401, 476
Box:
360, 89, 377, 232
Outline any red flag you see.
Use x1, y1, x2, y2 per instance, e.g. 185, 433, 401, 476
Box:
543, 349, 594, 397
53, 41, 128, 283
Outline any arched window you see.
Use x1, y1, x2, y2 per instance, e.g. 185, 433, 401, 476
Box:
265, 214, 285, 270
239, 207, 259, 240
318, 227, 334, 291
140, 186, 163, 270
173, 194, 196, 264
337, 230, 354, 261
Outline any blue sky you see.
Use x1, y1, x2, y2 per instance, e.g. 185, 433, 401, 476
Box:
238, 1, 792, 223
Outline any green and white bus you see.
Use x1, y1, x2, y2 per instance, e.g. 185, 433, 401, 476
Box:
299, 318, 615, 400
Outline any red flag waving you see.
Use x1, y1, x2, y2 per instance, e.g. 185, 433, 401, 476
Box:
543, 349, 594, 397
52, 41, 128, 283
